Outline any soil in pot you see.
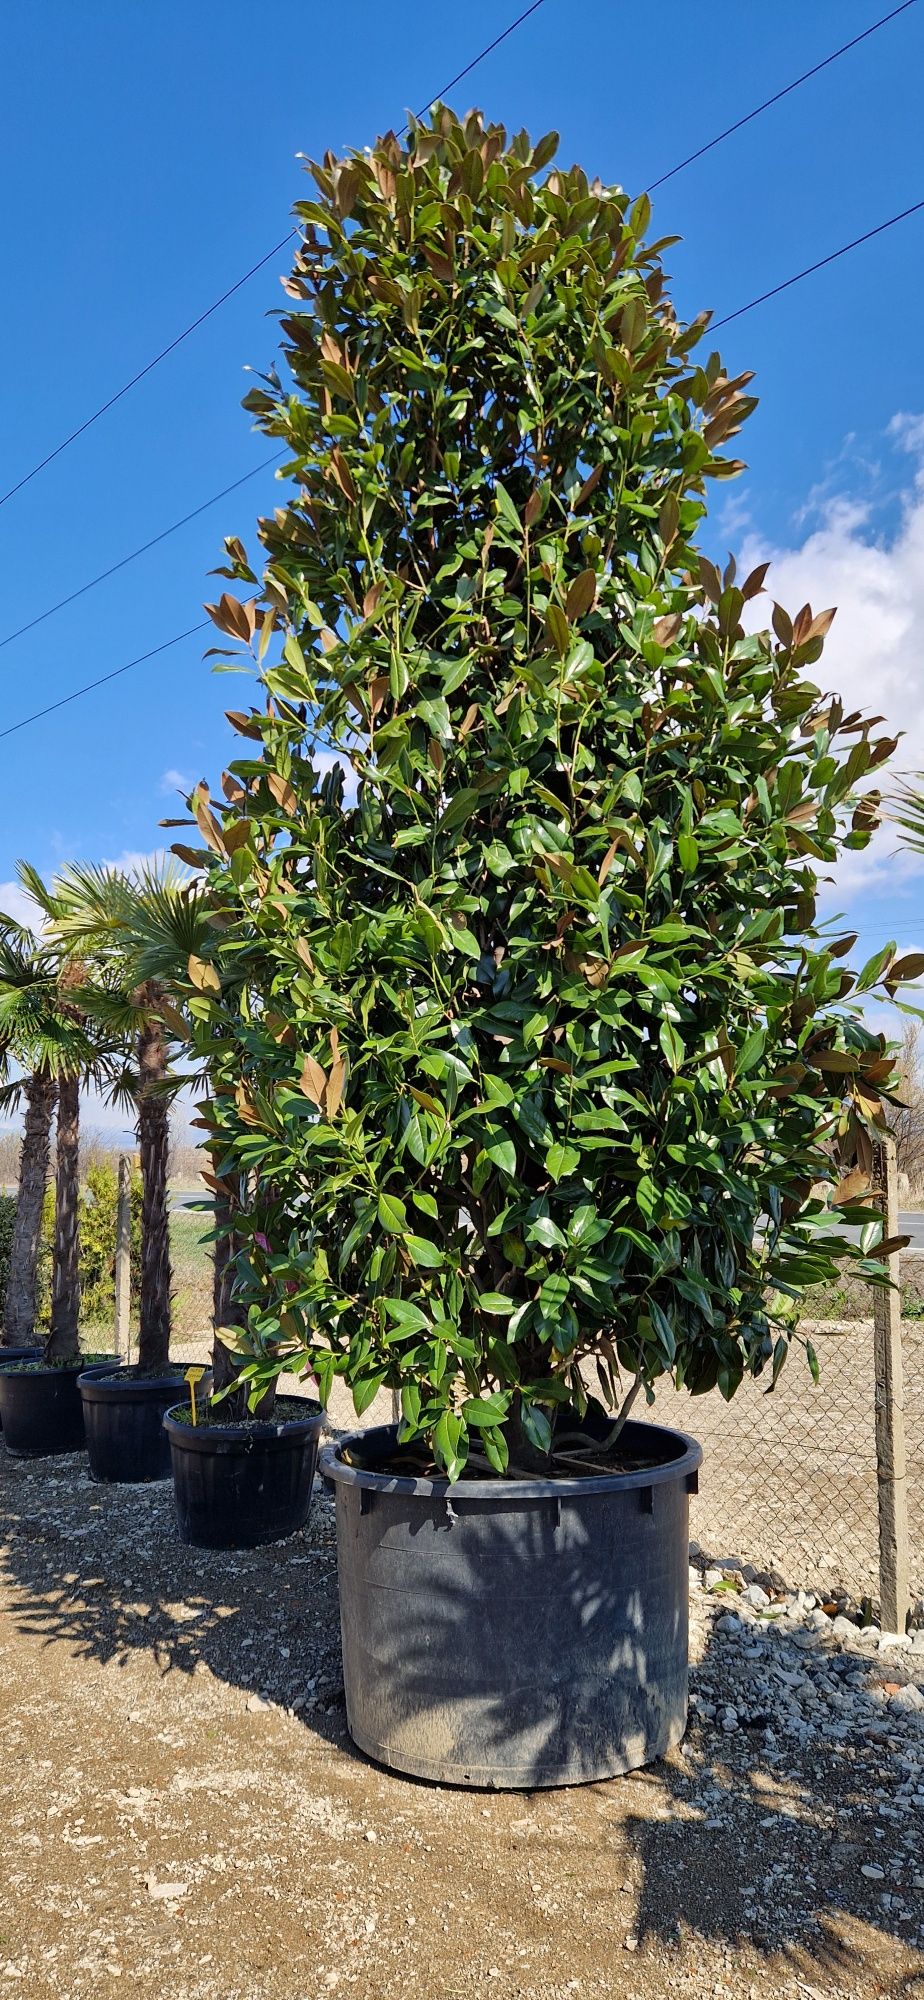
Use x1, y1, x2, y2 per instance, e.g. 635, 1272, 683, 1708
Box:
79, 1365, 213, 1484
320, 1415, 703, 1790
163, 1395, 324, 1549
0, 1354, 121, 1457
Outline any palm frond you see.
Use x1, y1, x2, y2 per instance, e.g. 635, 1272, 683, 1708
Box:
50, 859, 210, 991
16, 860, 63, 924
892, 776, 924, 855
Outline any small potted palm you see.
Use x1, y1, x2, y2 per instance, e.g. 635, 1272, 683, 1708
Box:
77, 992, 208, 1483
179, 109, 915, 1782
43, 866, 323, 1535
44, 863, 216, 1481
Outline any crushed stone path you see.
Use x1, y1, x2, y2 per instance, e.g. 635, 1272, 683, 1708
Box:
1, 1442, 923, 2000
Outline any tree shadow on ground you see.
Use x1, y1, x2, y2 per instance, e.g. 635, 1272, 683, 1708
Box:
619, 1618, 924, 1997
0, 1442, 356, 1756
1, 1442, 923, 1997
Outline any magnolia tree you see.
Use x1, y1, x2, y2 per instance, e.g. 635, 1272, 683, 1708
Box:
182, 108, 916, 1477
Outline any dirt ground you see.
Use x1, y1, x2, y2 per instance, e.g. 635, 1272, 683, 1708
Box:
1, 1401, 923, 2000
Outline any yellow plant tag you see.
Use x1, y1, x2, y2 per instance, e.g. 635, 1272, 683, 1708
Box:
185, 1365, 207, 1426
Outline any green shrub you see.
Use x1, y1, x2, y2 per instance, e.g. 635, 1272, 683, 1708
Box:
79, 1161, 143, 1325
0, 1192, 18, 1320
183, 109, 913, 1476
36, 1162, 142, 1330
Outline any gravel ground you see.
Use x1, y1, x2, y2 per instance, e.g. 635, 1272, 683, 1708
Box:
1, 1406, 923, 2000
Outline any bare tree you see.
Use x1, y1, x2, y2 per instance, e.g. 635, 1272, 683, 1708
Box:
889, 1018, 924, 1198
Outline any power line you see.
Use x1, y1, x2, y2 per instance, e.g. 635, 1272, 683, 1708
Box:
4, 183, 923, 665
0, 454, 282, 654
713, 197, 924, 328
0, 0, 908, 516
0, 239, 295, 513
648, 0, 917, 190
0, 3, 549, 515
402, 0, 547, 131
2, 6, 922, 735
0, 624, 209, 741
3, 187, 923, 731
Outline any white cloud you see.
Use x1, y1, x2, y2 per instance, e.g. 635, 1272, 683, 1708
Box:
100, 846, 181, 881
160, 768, 195, 796
738, 414, 924, 902
0, 878, 42, 935
889, 410, 924, 460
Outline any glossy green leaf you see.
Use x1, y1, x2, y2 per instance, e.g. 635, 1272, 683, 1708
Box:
378, 1191, 408, 1233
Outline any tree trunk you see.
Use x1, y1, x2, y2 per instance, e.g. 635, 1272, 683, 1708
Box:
212, 1182, 241, 1338
137, 1011, 172, 1371
211, 1180, 273, 1419
502, 1390, 554, 1476
2, 1070, 57, 1346
46, 1074, 81, 1363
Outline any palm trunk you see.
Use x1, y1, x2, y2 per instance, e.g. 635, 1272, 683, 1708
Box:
46, 1074, 81, 1363
2, 1070, 57, 1346
137, 1011, 172, 1371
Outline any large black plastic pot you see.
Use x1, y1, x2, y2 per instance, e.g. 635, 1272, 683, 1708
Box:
80, 1368, 213, 1483
163, 1395, 324, 1548
320, 1417, 703, 1789
0, 1355, 121, 1457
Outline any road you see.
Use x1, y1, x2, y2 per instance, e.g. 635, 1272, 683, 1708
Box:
834, 1209, 924, 1255
8, 1184, 924, 1249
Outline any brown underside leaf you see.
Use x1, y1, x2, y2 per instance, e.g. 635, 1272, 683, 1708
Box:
299, 1055, 328, 1105
187, 954, 222, 996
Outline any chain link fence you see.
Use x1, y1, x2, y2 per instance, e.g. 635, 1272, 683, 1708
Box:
651, 1320, 923, 1607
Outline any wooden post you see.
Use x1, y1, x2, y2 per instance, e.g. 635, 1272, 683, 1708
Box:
115, 1153, 132, 1362
873, 1133, 910, 1634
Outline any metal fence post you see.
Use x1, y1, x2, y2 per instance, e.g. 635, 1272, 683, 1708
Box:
873, 1133, 910, 1633
115, 1153, 132, 1362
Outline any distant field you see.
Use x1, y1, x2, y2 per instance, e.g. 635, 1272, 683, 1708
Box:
167, 1207, 213, 1341
75, 1204, 214, 1348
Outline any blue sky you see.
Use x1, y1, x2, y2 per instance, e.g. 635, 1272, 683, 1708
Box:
1, 0, 923, 1103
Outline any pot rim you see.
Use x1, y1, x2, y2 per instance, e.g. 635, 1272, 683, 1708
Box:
320, 1417, 703, 1503
80, 1367, 211, 1400
162, 1397, 324, 1449
0, 1353, 121, 1380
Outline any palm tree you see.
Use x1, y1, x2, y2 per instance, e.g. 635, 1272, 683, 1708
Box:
49, 857, 266, 1407
0, 914, 103, 1357
2, 1068, 57, 1343
46, 861, 208, 1372
892, 776, 924, 858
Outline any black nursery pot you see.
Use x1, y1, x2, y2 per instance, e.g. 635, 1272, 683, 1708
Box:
0, 1347, 42, 1430
79, 1367, 213, 1484
163, 1395, 324, 1549
320, 1416, 703, 1790
0, 1354, 121, 1458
